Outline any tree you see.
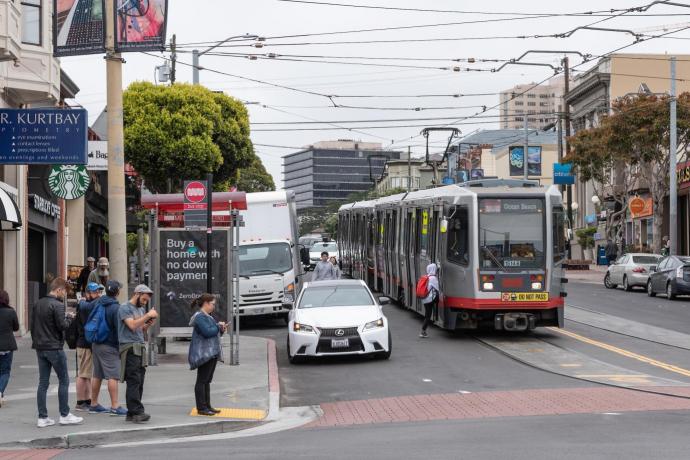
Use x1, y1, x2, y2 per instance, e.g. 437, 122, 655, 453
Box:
235, 156, 275, 192
123, 82, 254, 193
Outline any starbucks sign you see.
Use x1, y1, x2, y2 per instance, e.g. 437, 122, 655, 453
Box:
48, 165, 90, 200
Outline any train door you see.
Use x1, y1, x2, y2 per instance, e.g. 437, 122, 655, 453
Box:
446, 204, 471, 299
367, 212, 376, 287
388, 209, 397, 297
374, 211, 382, 291
405, 207, 416, 308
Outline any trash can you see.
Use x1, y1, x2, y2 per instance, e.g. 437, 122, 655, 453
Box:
597, 245, 608, 265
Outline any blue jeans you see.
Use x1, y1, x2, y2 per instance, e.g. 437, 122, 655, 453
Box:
36, 350, 70, 418
0, 351, 12, 395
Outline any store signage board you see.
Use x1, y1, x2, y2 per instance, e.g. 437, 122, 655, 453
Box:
553, 163, 575, 185
87, 141, 108, 171
0, 109, 88, 165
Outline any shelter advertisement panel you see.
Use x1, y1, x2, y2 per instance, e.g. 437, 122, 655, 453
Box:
509, 146, 542, 177
159, 230, 228, 328
115, 0, 168, 52
54, 0, 106, 57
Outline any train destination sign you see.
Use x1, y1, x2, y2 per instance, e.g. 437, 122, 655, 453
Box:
0, 109, 88, 165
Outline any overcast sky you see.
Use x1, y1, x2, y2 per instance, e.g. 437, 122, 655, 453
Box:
60, 0, 690, 186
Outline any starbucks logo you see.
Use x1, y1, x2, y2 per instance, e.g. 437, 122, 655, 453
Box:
48, 165, 90, 200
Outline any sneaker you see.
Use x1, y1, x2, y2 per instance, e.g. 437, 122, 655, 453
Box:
89, 404, 109, 414
131, 413, 151, 423
419, 331, 428, 338
75, 403, 90, 412
37, 417, 56, 428
109, 406, 128, 416
59, 413, 84, 425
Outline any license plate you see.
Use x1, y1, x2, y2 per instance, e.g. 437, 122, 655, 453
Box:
331, 339, 350, 348
501, 292, 549, 302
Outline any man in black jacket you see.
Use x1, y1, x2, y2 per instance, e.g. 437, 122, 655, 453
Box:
31, 278, 84, 428
0, 289, 18, 407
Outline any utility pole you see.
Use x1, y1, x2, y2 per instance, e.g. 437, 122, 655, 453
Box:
192, 49, 199, 85
563, 57, 574, 250
206, 173, 213, 293
407, 146, 412, 192
105, 0, 127, 300
170, 34, 176, 84
523, 114, 529, 180
670, 56, 678, 255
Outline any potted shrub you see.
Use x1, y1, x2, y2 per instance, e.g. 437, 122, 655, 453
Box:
575, 227, 597, 262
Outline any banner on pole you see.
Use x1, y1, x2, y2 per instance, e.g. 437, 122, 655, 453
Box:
115, 0, 168, 52
53, 0, 107, 57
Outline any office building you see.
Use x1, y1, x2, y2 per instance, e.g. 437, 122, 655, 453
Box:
499, 77, 565, 130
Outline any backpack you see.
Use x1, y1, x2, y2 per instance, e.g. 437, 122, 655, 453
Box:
84, 302, 111, 344
416, 274, 430, 298
65, 317, 79, 349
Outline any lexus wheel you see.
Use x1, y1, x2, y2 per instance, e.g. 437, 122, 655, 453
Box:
647, 280, 656, 297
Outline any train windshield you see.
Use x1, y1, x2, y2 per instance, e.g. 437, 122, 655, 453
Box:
478, 198, 545, 270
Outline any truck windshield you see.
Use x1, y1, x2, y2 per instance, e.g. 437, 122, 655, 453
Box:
478, 198, 545, 270
239, 242, 293, 276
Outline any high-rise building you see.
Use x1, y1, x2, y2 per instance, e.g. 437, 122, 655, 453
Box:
499, 77, 565, 130
283, 140, 401, 209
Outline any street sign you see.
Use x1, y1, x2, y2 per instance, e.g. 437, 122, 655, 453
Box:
629, 197, 646, 215
183, 180, 208, 230
87, 141, 108, 171
0, 109, 88, 164
158, 230, 228, 328
48, 165, 90, 200
553, 163, 575, 185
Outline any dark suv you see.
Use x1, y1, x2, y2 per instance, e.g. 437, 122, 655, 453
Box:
647, 255, 690, 299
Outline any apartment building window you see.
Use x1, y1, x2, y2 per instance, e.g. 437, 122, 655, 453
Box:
527, 101, 536, 106
539, 102, 548, 107
22, 0, 42, 45
515, 101, 524, 106
514, 117, 524, 122
539, 94, 548, 99
527, 94, 536, 98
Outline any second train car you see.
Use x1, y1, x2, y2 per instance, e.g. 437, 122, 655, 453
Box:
338, 179, 568, 331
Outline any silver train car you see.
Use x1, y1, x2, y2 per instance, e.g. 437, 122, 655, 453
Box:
338, 179, 568, 331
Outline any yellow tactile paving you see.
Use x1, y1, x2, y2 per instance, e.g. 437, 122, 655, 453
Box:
189, 407, 267, 420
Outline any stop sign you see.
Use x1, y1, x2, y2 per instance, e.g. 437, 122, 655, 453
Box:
629, 197, 645, 215
184, 181, 207, 203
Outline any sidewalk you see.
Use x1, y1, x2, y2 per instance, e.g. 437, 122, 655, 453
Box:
0, 335, 276, 448
565, 264, 607, 285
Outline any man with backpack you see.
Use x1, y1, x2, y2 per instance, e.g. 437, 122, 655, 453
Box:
417, 263, 440, 339
73, 283, 103, 412
87, 280, 127, 416
31, 278, 84, 427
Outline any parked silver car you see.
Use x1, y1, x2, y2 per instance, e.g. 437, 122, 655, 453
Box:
604, 253, 662, 291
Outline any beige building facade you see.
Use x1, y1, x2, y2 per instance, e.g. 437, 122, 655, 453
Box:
499, 76, 565, 130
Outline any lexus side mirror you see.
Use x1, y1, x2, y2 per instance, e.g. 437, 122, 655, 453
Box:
378, 296, 390, 305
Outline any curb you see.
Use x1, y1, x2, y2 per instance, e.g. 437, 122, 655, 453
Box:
266, 338, 281, 420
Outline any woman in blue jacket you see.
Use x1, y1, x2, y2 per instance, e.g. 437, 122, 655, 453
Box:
188, 294, 226, 416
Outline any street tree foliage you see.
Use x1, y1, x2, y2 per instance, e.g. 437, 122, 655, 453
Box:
235, 156, 275, 193
123, 82, 254, 193
567, 93, 690, 252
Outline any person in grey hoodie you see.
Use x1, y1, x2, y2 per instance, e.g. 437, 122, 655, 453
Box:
313, 252, 336, 281
419, 263, 440, 338
188, 294, 226, 416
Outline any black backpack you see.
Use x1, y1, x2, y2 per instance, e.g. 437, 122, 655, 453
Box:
65, 316, 79, 349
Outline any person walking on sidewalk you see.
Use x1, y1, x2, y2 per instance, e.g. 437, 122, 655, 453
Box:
605, 239, 618, 266
313, 252, 336, 281
329, 256, 341, 279
88, 257, 110, 286
89, 280, 127, 417
74, 282, 103, 412
0, 290, 18, 407
419, 263, 440, 339
31, 278, 83, 427
188, 294, 226, 416
119, 284, 158, 423
77, 257, 96, 294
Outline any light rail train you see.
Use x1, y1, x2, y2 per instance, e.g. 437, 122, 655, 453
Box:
338, 179, 568, 331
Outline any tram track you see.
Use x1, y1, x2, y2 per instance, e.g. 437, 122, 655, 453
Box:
472, 332, 690, 402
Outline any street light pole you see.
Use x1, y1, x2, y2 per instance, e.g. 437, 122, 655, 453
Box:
670, 56, 678, 255
523, 114, 529, 180
193, 34, 262, 85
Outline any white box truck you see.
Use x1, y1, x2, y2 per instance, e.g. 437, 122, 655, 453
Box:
234, 191, 302, 319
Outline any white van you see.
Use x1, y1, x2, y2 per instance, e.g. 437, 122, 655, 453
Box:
235, 191, 302, 319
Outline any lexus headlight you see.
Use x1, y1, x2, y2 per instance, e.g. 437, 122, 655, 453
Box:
363, 318, 384, 331
293, 322, 316, 333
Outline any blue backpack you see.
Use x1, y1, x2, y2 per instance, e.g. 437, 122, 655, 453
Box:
84, 302, 111, 344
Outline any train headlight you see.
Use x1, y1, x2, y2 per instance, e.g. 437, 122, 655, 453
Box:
531, 282, 542, 290
483, 282, 494, 290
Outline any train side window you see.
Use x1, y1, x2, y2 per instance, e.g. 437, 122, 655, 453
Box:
447, 207, 469, 265
552, 206, 567, 262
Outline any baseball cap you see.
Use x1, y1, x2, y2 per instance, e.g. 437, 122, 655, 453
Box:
134, 284, 154, 295
86, 282, 100, 292
106, 280, 122, 296
87, 257, 95, 263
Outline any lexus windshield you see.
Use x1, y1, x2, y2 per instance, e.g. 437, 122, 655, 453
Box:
479, 198, 545, 270
298, 285, 374, 308
239, 242, 293, 276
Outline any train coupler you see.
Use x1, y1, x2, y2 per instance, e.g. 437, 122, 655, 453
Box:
494, 313, 536, 331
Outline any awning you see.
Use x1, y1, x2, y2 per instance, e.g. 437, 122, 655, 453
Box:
0, 187, 21, 231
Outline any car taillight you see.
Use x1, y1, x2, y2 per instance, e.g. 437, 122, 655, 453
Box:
632, 266, 646, 273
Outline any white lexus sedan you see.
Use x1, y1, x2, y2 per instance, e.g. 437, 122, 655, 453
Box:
287, 280, 391, 363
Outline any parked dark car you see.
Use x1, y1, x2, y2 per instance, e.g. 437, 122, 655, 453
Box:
647, 255, 690, 299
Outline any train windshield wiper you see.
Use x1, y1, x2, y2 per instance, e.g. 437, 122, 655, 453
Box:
481, 245, 506, 271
